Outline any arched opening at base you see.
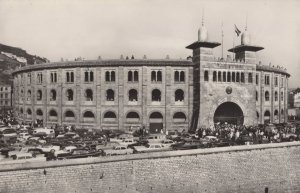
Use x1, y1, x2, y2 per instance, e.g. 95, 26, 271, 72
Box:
214, 102, 244, 125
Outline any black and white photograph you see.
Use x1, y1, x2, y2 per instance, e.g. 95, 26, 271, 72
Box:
0, 0, 299, 192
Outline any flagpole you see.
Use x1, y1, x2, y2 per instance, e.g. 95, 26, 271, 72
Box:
232, 27, 235, 60
221, 22, 224, 59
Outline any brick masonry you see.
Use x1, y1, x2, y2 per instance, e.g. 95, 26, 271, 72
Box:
0, 142, 300, 193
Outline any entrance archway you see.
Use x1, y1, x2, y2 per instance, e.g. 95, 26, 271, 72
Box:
213, 102, 244, 125
149, 112, 163, 133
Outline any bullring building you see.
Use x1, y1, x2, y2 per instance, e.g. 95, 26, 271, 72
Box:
12, 23, 290, 133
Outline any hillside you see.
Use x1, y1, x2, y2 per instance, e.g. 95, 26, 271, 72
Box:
0, 43, 48, 84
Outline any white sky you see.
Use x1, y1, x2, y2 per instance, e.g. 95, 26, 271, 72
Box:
0, 0, 299, 88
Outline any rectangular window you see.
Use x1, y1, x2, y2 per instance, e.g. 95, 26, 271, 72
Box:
84, 71, 94, 82
248, 73, 253, 83
281, 77, 284, 87
264, 75, 270, 85
0, 94, 2, 98
274, 77, 278, 87
204, 71, 209, 81
27, 73, 31, 84
217, 71, 221, 82
0, 87, 2, 91
256, 74, 259, 85
5, 94, 8, 98
66, 71, 74, 83
50, 72, 57, 83
37, 72, 43, 84
4, 101, 8, 105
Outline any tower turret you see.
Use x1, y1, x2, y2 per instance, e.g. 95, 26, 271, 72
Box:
228, 28, 263, 64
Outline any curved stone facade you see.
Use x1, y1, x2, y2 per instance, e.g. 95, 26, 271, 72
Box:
12, 33, 290, 132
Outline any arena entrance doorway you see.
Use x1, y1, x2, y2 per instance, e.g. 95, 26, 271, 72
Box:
149, 112, 163, 133
213, 102, 244, 125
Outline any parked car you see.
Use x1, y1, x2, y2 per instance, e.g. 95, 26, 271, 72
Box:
160, 139, 175, 149
33, 128, 55, 138
118, 138, 136, 147
2, 129, 17, 138
146, 134, 167, 143
236, 135, 254, 145
0, 152, 46, 164
281, 133, 298, 142
171, 139, 202, 150
133, 143, 166, 153
37, 145, 60, 153
199, 136, 219, 147
104, 145, 133, 156
56, 148, 103, 160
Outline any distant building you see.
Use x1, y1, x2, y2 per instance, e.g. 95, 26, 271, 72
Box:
12, 22, 290, 132
294, 93, 300, 108
0, 84, 12, 113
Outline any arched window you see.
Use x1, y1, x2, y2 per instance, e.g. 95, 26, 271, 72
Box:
83, 111, 95, 122
152, 89, 161, 102
256, 91, 258, 101
204, 71, 209, 81
264, 110, 270, 124
104, 111, 117, 122
174, 71, 179, 82
65, 111, 75, 118
105, 71, 110, 81
232, 72, 236, 82
111, 71, 115, 82
83, 111, 95, 118
106, 89, 114, 101
281, 91, 284, 101
274, 91, 278, 101
227, 72, 231, 82
49, 110, 57, 117
151, 71, 156, 81
218, 71, 221, 82
274, 110, 279, 120
213, 71, 217, 82
66, 89, 74, 101
126, 112, 140, 122
281, 109, 284, 115
50, 89, 56, 101
128, 71, 133, 81
20, 108, 23, 114
129, 89, 138, 101
222, 72, 226, 82
257, 111, 259, 119
265, 91, 270, 101
150, 112, 163, 120
27, 90, 31, 101
104, 111, 116, 118
241, 72, 245, 83
37, 90, 42, 101
180, 71, 185, 82
27, 108, 32, 115
157, 71, 162, 82
175, 89, 184, 102
173, 112, 186, 122
134, 71, 138, 81
85, 89, 93, 101
65, 110, 75, 121
36, 109, 43, 116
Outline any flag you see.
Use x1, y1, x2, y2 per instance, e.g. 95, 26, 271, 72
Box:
234, 24, 241, 36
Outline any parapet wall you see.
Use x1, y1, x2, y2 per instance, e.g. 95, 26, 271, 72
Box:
0, 142, 300, 193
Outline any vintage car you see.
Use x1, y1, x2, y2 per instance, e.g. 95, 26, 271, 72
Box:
56, 148, 103, 160
133, 143, 166, 153
104, 145, 133, 156
171, 139, 202, 150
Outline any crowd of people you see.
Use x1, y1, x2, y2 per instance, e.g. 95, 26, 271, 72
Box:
194, 122, 299, 144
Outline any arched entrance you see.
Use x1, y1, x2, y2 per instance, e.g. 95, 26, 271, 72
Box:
149, 112, 163, 133
213, 102, 244, 125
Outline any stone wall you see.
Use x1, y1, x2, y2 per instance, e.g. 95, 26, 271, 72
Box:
0, 142, 300, 193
